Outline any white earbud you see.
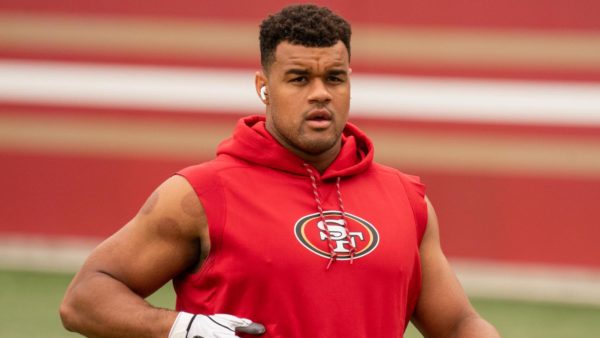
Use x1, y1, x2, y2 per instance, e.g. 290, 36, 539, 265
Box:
260, 86, 267, 101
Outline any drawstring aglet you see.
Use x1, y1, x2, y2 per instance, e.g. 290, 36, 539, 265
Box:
326, 253, 337, 270
326, 258, 334, 270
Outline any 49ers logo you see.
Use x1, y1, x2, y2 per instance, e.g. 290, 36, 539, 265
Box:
294, 211, 379, 260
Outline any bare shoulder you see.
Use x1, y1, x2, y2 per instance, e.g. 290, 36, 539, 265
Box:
135, 174, 206, 239
421, 196, 439, 244
75, 175, 209, 297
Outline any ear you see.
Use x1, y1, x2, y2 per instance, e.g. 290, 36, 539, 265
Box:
255, 71, 268, 105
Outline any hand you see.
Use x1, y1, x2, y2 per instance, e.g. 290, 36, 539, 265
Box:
169, 312, 266, 338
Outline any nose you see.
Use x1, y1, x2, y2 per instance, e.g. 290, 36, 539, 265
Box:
307, 79, 332, 105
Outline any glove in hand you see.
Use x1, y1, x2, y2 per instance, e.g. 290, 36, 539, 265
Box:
169, 312, 265, 338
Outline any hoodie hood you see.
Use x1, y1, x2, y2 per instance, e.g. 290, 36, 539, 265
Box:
217, 115, 373, 180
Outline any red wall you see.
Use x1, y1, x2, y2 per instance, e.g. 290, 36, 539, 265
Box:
2, 0, 599, 269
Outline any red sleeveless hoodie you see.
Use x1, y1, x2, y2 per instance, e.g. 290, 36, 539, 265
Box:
176, 115, 427, 337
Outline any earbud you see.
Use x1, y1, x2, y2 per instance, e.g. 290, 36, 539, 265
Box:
260, 86, 267, 101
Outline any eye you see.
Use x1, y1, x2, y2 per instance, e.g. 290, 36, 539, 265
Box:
327, 75, 344, 83
290, 76, 308, 84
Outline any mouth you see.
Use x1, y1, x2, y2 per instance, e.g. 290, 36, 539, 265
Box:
306, 109, 332, 122
305, 109, 333, 129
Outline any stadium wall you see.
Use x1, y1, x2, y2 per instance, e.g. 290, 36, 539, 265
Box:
1, 0, 600, 274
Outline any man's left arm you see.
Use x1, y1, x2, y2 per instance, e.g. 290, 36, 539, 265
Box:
411, 197, 501, 338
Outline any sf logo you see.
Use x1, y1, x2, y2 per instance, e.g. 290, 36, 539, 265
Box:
294, 211, 379, 260
317, 219, 365, 253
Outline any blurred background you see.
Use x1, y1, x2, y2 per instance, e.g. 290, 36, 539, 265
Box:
1, 0, 600, 337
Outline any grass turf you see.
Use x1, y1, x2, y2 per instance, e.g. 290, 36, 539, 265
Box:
1, 269, 599, 337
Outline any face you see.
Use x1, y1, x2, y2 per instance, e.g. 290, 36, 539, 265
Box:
258, 41, 351, 159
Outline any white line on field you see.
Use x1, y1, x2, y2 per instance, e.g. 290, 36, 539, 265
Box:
1, 234, 599, 306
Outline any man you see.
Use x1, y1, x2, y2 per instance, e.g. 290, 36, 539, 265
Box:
60, 4, 500, 338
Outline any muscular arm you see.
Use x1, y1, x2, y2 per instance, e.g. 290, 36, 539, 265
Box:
60, 175, 209, 338
411, 197, 500, 338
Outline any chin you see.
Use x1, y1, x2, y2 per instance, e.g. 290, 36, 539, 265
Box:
298, 137, 339, 155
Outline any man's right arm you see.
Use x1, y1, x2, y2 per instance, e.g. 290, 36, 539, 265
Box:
60, 175, 207, 337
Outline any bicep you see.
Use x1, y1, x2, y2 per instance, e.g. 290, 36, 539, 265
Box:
73, 175, 205, 297
411, 196, 476, 337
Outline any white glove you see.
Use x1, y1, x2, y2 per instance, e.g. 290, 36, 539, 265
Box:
169, 312, 265, 338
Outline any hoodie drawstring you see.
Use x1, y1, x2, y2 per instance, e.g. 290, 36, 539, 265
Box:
303, 163, 356, 269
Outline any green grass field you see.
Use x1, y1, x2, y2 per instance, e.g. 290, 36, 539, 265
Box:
2, 269, 599, 337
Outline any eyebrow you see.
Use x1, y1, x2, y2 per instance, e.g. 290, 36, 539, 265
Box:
328, 69, 348, 76
284, 68, 310, 76
283, 68, 348, 76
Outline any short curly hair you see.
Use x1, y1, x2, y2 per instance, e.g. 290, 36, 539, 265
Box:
259, 4, 351, 71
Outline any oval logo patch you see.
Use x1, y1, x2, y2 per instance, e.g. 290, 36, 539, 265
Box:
294, 210, 379, 260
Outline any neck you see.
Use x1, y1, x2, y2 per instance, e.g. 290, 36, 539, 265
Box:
297, 144, 341, 174
265, 123, 342, 174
